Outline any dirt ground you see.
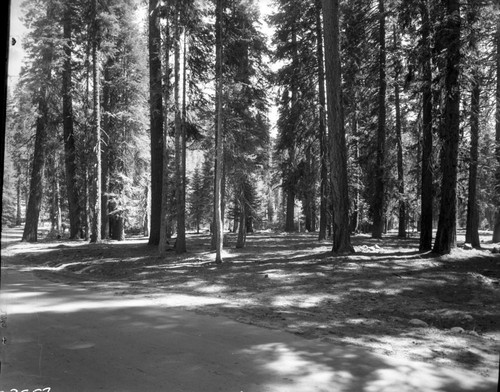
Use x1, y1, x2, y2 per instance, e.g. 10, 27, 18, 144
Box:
2, 227, 499, 382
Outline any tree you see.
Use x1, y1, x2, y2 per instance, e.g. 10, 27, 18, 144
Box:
419, 0, 434, 251
433, 0, 461, 254
22, 0, 56, 242
214, 0, 224, 263
372, 0, 387, 239
494, 10, 500, 243
316, 0, 328, 241
62, 3, 82, 239
465, 1, 481, 248
89, 0, 102, 244
148, 0, 164, 246
322, 0, 354, 254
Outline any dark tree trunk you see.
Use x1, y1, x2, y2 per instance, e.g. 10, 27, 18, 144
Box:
350, 101, 360, 233
394, 27, 406, 238
101, 61, 113, 240
159, 11, 171, 257
236, 201, 246, 249
174, 4, 186, 254
148, 0, 164, 246
90, 0, 102, 244
285, 187, 295, 232
433, 0, 461, 254
62, 4, 81, 239
316, 0, 328, 241
419, 0, 434, 251
493, 13, 500, 243
214, 0, 224, 263
22, 4, 53, 242
322, 0, 354, 254
372, 0, 386, 239
465, 74, 481, 248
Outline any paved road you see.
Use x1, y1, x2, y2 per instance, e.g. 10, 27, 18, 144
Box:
0, 259, 498, 391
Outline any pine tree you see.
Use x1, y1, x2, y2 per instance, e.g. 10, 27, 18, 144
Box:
433, 0, 461, 254
322, 0, 354, 254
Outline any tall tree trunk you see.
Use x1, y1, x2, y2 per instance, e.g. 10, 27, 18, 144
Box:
350, 100, 360, 233
322, 0, 354, 254
148, 0, 164, 246
394, 26, 406, 238
22, 4, 53, 242
159, 9, 171, 257
316, 0, 328, 241
90, 0, 102, 244
433, 0, 461, 254
214, 0, 224, 263
101, 61, 113, 240
465, 75, 480, 247
419, 0, 433, 251
372, 0, 386, 239
62, 4, 81, 239
174, 4, 186, 254
16, 171, 22, 226
285, 27, 298, 234
493, 12, 500, 243
465, 1, 481, 248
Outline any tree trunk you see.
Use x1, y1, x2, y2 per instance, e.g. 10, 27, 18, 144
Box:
350, 100, 360, 233
62, 4, 81, 239
419, 0, 433, 251
372, 0, 386, 239
322, 0, 354, 254
101, 61, 113, 240
316, 0, 328, 241
394, 27, 406, 238
174, 5, 186, 254
433, 0, 461, 254
148, 0, 164, 246
22, 4, 53, 242
236, 199, 246, 249
16, 173, 22, 226
465, 74, 481, 248
90, 0, 102, 244
493, 12, 500, 243
159, 9, 171, 257
214, 0, 224, 263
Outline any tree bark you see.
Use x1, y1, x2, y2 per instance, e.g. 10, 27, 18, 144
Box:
174, 3, 186, 254
465, 75, 480, 248
493, 12, 500, 243
22, 4, 54, 242
419, 0, 433, 251
62, 3, 81, 239
159, 8, 171, 257
316, 0, 328, 241
148, 0, 164, 246
394, 27, 406, 238
322, 0, 354, 254
372, 0, 386, 239
214, 0, 224, 263
90, 0, 102, 244
433, 0, 461, 254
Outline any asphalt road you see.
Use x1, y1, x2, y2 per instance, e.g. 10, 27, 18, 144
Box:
0, 257, 498, 391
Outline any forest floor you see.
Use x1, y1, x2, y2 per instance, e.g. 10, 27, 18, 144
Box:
2, 227, 499, 383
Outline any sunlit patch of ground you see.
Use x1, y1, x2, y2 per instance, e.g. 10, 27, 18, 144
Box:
2, 227, 499, 382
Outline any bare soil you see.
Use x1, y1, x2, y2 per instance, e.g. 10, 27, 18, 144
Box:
2, 228, 499, 382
